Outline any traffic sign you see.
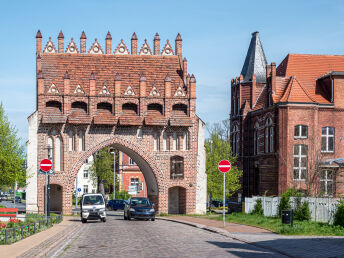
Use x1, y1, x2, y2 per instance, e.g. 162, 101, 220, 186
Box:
77, 188, 81, 192
40, 159, 53, 172
218, 160, 231, 173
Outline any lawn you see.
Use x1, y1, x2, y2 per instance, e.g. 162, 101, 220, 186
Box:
206, 212, 344, 236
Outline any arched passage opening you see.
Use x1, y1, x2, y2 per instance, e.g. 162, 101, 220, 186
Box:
50, 184, 63, 212
168, 186, 186, 214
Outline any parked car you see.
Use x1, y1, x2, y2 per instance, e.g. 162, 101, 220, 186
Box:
124, 197, 155, 221
80, 193, 106, 223
210, 200, 223, 208
12, 196, 22, 203
107, 199, 127, 211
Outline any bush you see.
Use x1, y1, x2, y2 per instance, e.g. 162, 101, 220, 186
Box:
278, 188, 295, 216
334, 200, 344, 227
294, 195, 311, 221
252, 199, 263, 215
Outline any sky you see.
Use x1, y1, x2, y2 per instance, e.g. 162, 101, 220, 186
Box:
1, 0, 344, 144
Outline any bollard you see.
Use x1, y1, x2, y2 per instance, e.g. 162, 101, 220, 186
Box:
21, 225, 23, 239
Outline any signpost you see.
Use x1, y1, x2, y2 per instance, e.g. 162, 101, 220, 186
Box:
218, 160, 231, 228
40, 159, 53, 220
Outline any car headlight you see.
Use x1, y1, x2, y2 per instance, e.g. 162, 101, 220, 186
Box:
149, 209, 155, 213
129, 208, 135, 212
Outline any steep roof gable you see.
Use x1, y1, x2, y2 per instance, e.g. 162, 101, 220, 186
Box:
280, 76, 317, 103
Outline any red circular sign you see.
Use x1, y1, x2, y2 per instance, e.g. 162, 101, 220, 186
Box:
218, 160, 231, 173
40, 159, 53, 172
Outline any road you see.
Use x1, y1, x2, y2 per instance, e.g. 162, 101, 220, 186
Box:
54, 211, 284, 258
0, 200, 26, 212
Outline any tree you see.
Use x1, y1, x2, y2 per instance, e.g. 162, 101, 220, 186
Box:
205, 121, 242, 203
0, 103, 25, 187
89, 147, 116, 196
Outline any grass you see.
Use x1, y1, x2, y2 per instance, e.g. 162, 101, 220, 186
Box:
207, 212, 344, 236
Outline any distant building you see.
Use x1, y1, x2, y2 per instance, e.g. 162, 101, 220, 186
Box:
231, 32, 344, 198
74, 155, 97, 197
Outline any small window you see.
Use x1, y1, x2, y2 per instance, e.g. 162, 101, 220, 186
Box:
130, 178, 139, 186
97, 102, 112, 113
78, 131, 85, 151
153, 131, 160, 151
83, 170, 88, 179
294, 125, 308, 139
68, 130, 74, 152
170, 156, 184, 179
83, 185, 88, 194
172, 132, 177, 151
129, 157, 136, 166
122, 103, 138, 115
71, 101, 87, 113
137, 128, 143, 139
321, 127, 334, 152
293, 144, 308, 180
148, 103, 163, 116
46, 101, 62, 112
172, 104, 187, 116
320, 170, 333, 196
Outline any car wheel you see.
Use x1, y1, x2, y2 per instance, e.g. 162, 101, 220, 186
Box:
102, 218, 106, 222
151, 217, 155, 221
82, 219, 87, 223
124, 214, 127, 220
128, 214, 131, 220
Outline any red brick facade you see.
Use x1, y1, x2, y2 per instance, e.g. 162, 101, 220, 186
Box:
231, 32, 344, 198
34, 30, 201, 215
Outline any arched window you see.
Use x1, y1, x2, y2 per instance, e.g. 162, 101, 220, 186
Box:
148, 103, 163, 116
170, 156, 184, 179
68, 130, 74, 152
172, 104, 187, 116
71, 101, 87, 113
47, 137, 53, 159
97, 102, 112, 113
265, 118, 273, 153
163, 131, 168, 151
254, 123, 259, 155
172, 132, 177, 151
46, 101, 62, 112
153, 131, 160, 151
182, 131, 188, 151
78, 131, 85, 151
232, 125, 239, 155
122, 103, 138, 115
55, 137, 61, 171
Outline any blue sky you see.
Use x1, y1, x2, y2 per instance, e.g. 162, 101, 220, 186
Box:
1, 0, 344, 143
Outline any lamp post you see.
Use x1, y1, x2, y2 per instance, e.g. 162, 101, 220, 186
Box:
110, 151, 116, 200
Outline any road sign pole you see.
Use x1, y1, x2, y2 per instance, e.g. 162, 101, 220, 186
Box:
47, 174, 50, 217
45, 172, 47, 220
223, 172, 225, 228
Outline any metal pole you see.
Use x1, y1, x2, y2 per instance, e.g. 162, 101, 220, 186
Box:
113, 152, 116, 200
223, 172, 225, 228
45, 173, 47, 220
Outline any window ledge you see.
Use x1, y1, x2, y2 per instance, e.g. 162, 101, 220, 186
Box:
294, 137, 307, 139
321, 151, 334, 154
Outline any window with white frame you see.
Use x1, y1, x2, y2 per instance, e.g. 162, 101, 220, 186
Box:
55, 137, 61, 171
232, 125, 239, 155
320, 170, 333, 196
83, 170, 88, 179
182, 132, 187, 151
170, 156, 184, 179
294, 125, 308, 139
68, 130, 74, 151
172, 132, 177, 151
253, 123, 259, 155
153, 131, 160, 151
130, 177, 139, 186
321, 127, 334, 152
78, 131, 85, 151
137, 128, 143, 139
83, 185, 88, 193
129, 157, 136, 165
163, 131, 168, 151
293, 144, 307, 180
264, 118, 273, 153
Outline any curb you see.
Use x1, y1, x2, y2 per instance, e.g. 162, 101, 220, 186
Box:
157, 217, 294, 258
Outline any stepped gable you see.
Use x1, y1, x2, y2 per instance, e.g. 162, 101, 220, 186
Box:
276, 54, 344, 104
40, 53, 183, 96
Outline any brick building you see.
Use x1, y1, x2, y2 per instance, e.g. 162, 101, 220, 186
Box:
26, 30, 207, 215
231, 32, 344, 198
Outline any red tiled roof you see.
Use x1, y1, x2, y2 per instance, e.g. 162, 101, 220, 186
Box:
276, 54, 344, 104
279, 76, 316, 103
40, 54, 184, 97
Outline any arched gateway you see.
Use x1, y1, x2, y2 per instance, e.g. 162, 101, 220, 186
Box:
26, 30, 207, 215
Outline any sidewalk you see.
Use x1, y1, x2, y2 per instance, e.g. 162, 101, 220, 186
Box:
0, 216, 81, 258
161, 216, 344, 258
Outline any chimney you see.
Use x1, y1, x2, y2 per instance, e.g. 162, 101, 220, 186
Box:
271, 62, 276, 95
266, 64, 271, 80
36, 30, 42, 54
37, 71, 44, 95
64, 71, 70, 94
58, 30, 64, 53
140, 74, 146, 97
131, 32, 138, 55
190, 74, 196, 99
251, 74, 256, 108
114, 73, 121, 97
154, 33, 160, 55
175, 33, 182, 56
80, 31, 87, 53
183, 58, 187, 83
165, 74, 171, 98
106, 31, 112, 54
90, 72, 96, 96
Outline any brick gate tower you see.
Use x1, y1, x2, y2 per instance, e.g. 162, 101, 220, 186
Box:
26, 30, 206, 215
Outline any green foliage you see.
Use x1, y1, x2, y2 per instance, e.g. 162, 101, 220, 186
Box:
109, 191, 131, 200
278, 188, 297, 216
294, 193, 311, 221
334, 200, 344, 227
252, 198, 263, 215
89, 148, 116, 194
205, 123, 242, 200
0, 103, 26, 186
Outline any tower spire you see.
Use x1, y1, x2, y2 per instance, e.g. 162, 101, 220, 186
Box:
240, 31, 267, 83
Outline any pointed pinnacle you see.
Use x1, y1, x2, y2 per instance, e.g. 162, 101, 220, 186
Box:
58, 30, 64, 39
165, 74, 171, 82
154, 33, 160, 40
106, 31, 112, 40
80, 31, 86, 39
90, 72, 95, 80
64, 71, 70, 79
115, 73, 121, 81
131, 32, 138, 40
176, 33, 182, 41
190, 74, 196, 83
36, 30, 42, 38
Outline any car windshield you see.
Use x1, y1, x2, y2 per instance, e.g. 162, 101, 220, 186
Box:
83, 195, 104, 205
131, 198, 150, 206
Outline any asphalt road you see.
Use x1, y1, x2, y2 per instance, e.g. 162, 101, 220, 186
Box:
0, 200, 26, 212
55, 211, 284, 258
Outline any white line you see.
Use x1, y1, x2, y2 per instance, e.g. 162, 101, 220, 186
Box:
218, 165, 231, 168
40, 164, 52, 166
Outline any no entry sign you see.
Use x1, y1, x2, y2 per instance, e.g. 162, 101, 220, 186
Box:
218, 160, 231, 173
40, 159, 53, 172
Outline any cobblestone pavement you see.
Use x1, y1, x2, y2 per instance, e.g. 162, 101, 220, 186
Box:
56, 211, 284, 258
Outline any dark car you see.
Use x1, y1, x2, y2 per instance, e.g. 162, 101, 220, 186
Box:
124, 197, 155, 221
12, 196, 22, 203
107, 199, 127, 211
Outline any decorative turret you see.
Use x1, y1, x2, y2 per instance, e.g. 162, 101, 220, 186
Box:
36, 30, 42, 54
175, 33, 182, 56
154, 33, 160, 55
106, 31, 112, 54
131, 32, 138, 55
58, 30, 64, 53
80, 31, 87, 53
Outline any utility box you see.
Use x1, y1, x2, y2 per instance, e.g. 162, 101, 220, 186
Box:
281, 210, 292, 224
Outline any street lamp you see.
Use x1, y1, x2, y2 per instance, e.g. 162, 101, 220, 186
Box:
110, 150, 116, 200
